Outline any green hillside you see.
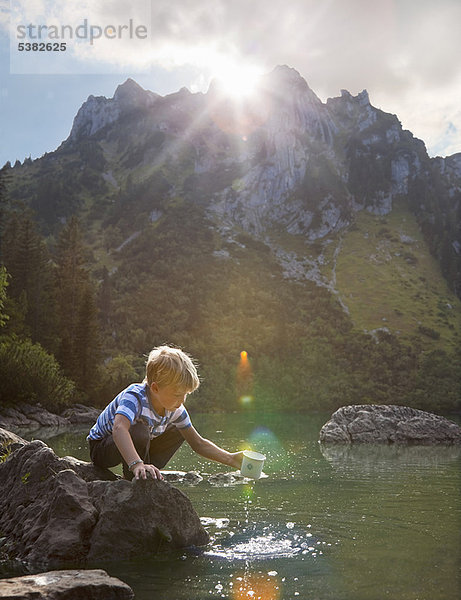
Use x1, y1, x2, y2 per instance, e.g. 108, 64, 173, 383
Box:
334, 205, 461, 349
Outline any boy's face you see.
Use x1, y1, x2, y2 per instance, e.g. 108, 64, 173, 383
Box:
150, 382, 188, 412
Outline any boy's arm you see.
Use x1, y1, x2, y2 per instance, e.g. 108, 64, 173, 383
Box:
180, 425, 243, 470
113, 414, 163, 480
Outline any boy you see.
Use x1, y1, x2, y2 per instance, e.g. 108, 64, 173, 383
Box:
88, 345, 243, 480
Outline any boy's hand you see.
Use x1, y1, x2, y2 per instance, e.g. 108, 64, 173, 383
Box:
132, 462, 164, 481
228, 451, 244, 470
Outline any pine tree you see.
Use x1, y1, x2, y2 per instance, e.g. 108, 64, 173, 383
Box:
0, 266, 9, 327
0, 211, 58, 351
74, 283, 101, 390
98, 266, 112, 326
0, 165, 12, 250
55, 217, 101, 396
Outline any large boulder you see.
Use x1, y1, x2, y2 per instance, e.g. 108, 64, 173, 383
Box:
0, 440, 209, 567
319, 404, 461, 445
0, 569, 133, 599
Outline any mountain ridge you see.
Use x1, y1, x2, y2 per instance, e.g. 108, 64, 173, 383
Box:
7, 65, 461, 297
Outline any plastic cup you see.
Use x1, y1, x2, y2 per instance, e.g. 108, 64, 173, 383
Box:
240, 450, 266, 479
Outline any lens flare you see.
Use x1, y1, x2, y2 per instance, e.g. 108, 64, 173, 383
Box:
237, 351, 253, 405
232, 571, 281, 600
249, 427, 287, 472
239, 395, 253, 406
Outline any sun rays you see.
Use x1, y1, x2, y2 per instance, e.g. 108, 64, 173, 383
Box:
210, 60, 264, 101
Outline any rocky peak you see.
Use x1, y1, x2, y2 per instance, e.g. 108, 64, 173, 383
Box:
267, 64, 310, 88
338, 88, 370, 105
357, 89, 370, 106
113, 77, 159, 109
327, 88, 377, 133
67, 78, 158, 143
263, 65, 322, 106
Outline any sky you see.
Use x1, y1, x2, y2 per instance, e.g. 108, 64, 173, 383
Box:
1, 0, 461, 168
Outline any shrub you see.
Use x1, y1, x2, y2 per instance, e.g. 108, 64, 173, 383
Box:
0, 336, 76, 412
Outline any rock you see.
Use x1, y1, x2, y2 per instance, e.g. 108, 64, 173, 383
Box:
0, 427, 27, 456
161, 470, 203, 484
319, 405, 461, 445
87, 478, 208, 561
183, 470, 203, 484
60, 404, 101, 425
0, 402, 101, 433
68, 79, 158, 143
0, 403, 68, 431
161, 470, 185, 482
59, 455, 119, 483
208, 471, 247, 486
0, 440, 209, 567
0, 569, 133, 599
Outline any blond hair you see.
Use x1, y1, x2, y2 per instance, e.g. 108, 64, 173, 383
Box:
144, 345, 200, 392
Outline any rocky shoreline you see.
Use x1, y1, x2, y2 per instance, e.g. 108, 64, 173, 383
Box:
0, 402, 101, 433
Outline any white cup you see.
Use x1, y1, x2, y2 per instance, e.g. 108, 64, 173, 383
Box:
240, 450, 266, 479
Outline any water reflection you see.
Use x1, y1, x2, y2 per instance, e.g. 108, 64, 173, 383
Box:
319, 442, 461, 473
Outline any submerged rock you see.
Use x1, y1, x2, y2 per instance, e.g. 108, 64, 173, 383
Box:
319, 404, 461, 445
208, 471, 247, 486
0, 569, 133, 599
0, 440, 209, 568
161, 470, 203, 484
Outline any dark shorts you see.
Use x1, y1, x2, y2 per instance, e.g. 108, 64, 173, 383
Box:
88, 421, 185, 479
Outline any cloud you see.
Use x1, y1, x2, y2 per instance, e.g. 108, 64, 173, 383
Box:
8, 0, 153, 73
3, 0, 461, 155
140, 0, 461, 155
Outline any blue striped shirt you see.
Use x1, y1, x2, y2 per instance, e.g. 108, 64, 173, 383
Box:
87, 382, 192, 440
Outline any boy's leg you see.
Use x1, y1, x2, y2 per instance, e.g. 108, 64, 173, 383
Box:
89, 421, 151, 480
148, 426, 185, 469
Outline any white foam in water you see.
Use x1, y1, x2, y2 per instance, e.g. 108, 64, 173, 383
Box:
204, 530, 314, 560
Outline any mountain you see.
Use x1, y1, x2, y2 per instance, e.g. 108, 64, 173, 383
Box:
3, 65, 461, 412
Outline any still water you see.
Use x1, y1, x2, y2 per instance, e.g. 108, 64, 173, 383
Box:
34, 412, 461, 600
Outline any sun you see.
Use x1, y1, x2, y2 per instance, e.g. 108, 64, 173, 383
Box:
211, 59, 264, 101
205, 55, 270, 136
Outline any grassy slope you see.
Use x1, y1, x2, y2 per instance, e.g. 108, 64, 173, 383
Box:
333, 204, 461, 350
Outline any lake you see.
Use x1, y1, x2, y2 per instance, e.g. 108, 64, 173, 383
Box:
19, 412, 461, 599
